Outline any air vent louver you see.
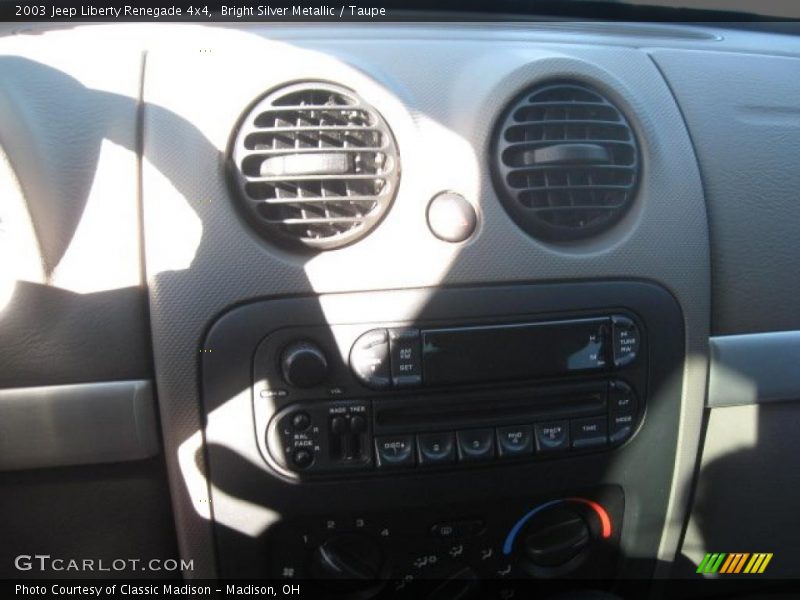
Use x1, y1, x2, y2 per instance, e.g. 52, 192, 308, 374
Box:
492, 82, 640, 242
229, 82, 400, 251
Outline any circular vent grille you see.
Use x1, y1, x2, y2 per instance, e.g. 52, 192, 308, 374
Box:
229, 82, 400, 251
492, 82, 640, 242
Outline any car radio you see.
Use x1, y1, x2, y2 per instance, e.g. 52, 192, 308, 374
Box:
252, 313, 645, 478
203, 282, 682, 581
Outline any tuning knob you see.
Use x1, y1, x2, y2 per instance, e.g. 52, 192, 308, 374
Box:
280, 341, 328, 388
310, 534, 385, 591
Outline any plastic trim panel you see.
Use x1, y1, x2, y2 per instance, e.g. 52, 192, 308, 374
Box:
708, 332, 800, 407
0, 380, 159, 470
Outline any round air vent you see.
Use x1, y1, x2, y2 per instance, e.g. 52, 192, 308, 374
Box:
229, 82, 400, 251
491, 82, 640, 242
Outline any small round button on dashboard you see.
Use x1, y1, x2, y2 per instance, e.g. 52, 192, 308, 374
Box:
427, 192, 478, 243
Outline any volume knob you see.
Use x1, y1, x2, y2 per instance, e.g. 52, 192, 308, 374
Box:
280, 341, 328, 388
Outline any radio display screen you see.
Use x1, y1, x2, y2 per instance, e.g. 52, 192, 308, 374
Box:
421, 317, 610, 386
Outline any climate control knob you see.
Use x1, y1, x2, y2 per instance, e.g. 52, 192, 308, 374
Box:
280, 341, 328, 388
522, 505, 590, 568
310, 534, 386, 592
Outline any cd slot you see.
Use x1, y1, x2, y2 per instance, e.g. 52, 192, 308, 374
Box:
374, 382, 606, 433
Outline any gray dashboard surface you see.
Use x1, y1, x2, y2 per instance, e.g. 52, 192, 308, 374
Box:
0, 282, 151, 387
0, 48, 151, 387
0, 42, 173, 579
652, 49, 800, 336
135, 26, 709, 576
7, 19, 800, 583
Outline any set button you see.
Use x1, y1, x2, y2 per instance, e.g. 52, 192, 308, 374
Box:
389, 329, 423, 388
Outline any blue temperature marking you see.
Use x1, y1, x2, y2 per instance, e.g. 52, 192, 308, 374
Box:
502, 498, 566, 555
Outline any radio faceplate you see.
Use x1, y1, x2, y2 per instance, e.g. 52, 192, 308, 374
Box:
253, 312, 646, 479
203, 282, 683, 580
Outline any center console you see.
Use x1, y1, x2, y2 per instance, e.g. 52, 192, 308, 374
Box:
200, 280, 684, 595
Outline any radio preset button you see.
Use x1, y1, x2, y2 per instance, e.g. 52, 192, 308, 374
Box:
389, 328, 423, 388
417, 432, 456, 465
534, 421, 569, 453
375, 435, 415, 468
612, 316, 640, 367
457, 429, 495, 461
571, 417, 608, 449
496, 425, 533, 457
350, 329, 392, 390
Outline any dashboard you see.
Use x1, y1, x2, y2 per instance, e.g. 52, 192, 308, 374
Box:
2, 17, 800, 597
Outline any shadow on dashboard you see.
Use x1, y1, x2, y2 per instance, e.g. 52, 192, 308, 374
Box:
0, 54, 701, 597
